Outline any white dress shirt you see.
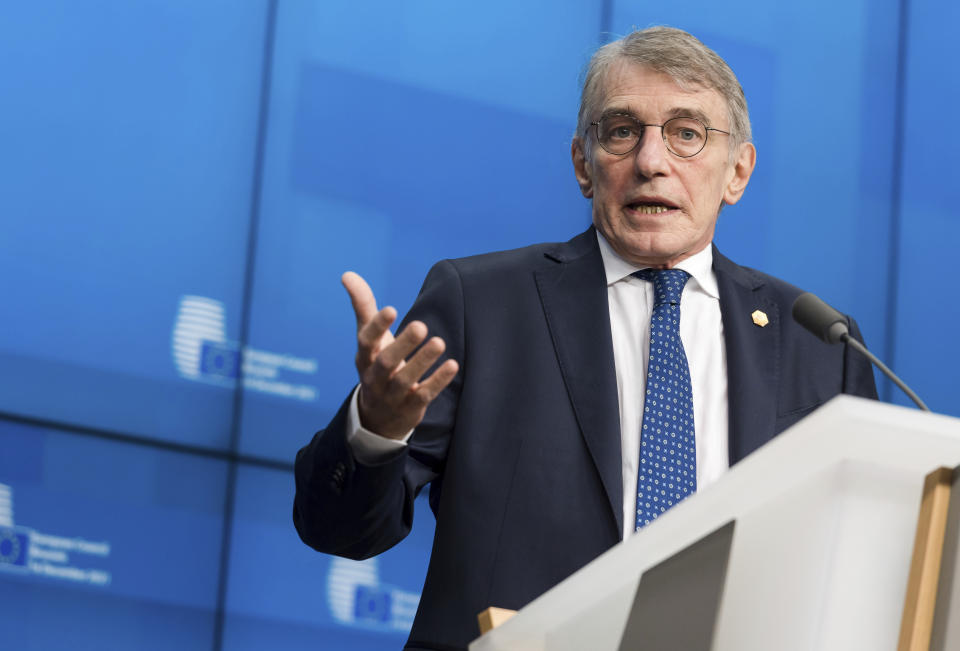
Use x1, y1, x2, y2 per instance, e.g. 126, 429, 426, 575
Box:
346, 232, 730, 539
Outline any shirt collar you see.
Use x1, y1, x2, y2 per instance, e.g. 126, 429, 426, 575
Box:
596, 230, 719, 299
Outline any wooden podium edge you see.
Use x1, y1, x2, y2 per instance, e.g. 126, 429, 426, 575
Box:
898, 467, 955, 651
477, 607, 517, 635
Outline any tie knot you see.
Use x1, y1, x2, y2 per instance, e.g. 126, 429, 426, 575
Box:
633, 268, 690, 307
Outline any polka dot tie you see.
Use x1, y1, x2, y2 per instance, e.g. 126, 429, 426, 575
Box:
633, 269, 697, 531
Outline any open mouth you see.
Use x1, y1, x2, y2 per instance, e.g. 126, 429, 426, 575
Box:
627, 201, 677, 215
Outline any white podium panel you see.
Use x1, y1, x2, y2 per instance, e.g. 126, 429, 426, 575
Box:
470, 396, 960, 651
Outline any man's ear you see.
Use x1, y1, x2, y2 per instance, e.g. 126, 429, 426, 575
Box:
722, 142, 756, 206
572, 137, 594, 198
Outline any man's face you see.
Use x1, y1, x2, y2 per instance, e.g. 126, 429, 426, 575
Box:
572, 62, 756, 268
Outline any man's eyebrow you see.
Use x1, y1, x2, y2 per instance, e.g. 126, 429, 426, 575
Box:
664, 106, 714, 125
598, 105, 718, 126
598, 107, 638, 120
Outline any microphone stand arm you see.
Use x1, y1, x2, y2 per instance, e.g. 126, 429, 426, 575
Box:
841, 333, 930, 412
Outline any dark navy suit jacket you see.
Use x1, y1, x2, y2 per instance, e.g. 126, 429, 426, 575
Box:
294, 227, 877, 651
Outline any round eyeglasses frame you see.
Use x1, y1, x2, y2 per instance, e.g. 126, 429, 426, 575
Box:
590, 114, 730, 158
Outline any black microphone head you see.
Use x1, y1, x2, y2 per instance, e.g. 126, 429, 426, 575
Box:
792, 292, 849, 344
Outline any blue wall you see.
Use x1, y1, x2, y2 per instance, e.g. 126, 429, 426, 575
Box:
0, 0, 955, 648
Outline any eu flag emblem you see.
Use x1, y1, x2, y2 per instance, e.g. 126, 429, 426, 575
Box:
200, 341, 240, 379
0, 527, 28, 568
354, 585, 391, 623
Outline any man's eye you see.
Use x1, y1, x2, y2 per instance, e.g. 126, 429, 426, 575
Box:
604, 120, 638, 140
666, 120, 706, 144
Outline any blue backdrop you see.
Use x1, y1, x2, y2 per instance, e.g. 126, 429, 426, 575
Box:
0, 0, 956, 648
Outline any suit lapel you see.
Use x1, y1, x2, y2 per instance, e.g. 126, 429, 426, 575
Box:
713, 247, 781, 464
535, 228, 624, 537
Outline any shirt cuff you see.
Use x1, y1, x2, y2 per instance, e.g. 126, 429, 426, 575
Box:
346, 385, 414, 465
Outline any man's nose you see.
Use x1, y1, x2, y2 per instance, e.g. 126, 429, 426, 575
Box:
633, 127, 670, 178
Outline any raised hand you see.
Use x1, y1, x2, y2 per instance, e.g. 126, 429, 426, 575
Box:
342, 272, 459, 440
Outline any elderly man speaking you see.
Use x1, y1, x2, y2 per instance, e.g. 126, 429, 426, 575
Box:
294, 26, 877, 651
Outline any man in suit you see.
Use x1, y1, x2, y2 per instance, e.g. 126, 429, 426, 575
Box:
294, 26, 877, 651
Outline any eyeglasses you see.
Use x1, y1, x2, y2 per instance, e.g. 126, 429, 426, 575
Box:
590, 114, 730, 158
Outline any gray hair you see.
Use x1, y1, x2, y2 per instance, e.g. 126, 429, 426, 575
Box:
576, 26, 752, 154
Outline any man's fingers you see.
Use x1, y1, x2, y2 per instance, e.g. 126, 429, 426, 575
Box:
388, 336, 447, 397
357, 306, 397, 359
412, 359, 460, 404
363, 321, 428, 386
342, 271, 381, 328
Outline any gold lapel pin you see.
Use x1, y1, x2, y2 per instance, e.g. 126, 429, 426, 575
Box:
751, 309, 769, 328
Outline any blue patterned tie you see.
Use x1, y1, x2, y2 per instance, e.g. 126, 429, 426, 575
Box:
633, 269, 696, 530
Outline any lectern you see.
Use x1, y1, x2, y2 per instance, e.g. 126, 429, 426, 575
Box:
470, 396, 960, 651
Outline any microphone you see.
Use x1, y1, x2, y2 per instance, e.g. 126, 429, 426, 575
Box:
791, 292, 930, 412
792, 292, 849, 344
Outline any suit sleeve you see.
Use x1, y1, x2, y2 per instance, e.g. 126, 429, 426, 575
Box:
292, 259, 465, 560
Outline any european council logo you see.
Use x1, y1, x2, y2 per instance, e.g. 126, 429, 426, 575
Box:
0, 484, 111, 584
171, 294, 321, 402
